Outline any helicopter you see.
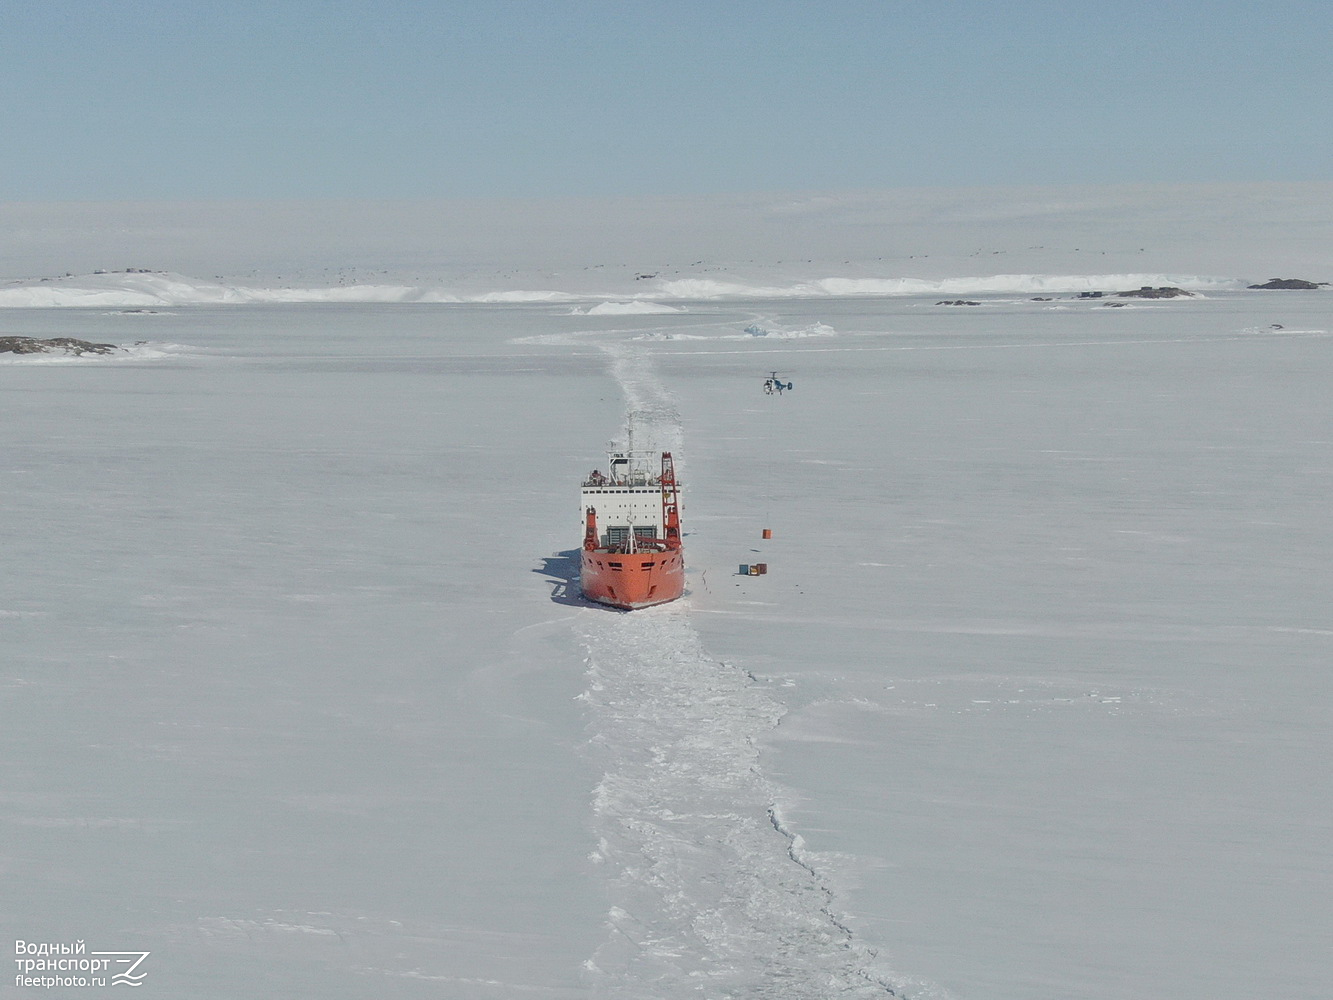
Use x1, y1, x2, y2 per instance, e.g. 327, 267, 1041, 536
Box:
763, 371, 793, 395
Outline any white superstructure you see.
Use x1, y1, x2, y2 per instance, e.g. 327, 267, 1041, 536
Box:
580, 451, 671, 547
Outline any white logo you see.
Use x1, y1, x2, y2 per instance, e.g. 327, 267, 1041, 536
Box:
14, 940, 151, 988
89, 951, 151, 987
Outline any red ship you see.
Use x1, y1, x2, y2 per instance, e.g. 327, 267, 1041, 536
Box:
580, 450, 684, 609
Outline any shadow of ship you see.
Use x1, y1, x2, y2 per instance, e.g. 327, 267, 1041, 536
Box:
533, 550, 592, 607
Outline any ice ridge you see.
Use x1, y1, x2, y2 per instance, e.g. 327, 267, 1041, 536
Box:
0, 269, 1246, 308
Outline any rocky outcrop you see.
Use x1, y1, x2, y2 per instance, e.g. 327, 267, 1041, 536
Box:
1117, 286, 1193, 298
0, 336, 121, 355
936, 299, 981, 306
1247, 278, 1328, 290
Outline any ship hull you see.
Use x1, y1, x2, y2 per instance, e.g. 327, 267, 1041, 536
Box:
580, 548, 685, 610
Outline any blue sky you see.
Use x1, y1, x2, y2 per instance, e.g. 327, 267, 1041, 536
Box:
3, 0, 1329, 201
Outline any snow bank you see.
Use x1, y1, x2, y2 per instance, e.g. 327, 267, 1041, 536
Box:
656, 273, 1243, 300
738, 320, 837, 339
0, 269, 1245, 309
472, 289, 579, 303
0, 271, 465, 308
577, 300, 681, 315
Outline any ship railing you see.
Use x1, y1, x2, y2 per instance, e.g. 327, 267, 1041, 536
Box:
581, 476, 664, 488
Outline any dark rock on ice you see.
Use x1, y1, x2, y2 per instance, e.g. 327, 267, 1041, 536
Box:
1117, 286, 1194, 298
1247, 278, 1328, 290
0, 336, 121, 356
936, 299, 981, 306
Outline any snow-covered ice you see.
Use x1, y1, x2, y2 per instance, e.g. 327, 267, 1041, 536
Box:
3, 186, 1332, 998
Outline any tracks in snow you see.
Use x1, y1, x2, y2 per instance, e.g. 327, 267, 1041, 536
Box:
600, 341, 683, 457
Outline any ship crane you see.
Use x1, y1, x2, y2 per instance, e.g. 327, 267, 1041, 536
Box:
763, 371, 793, 395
